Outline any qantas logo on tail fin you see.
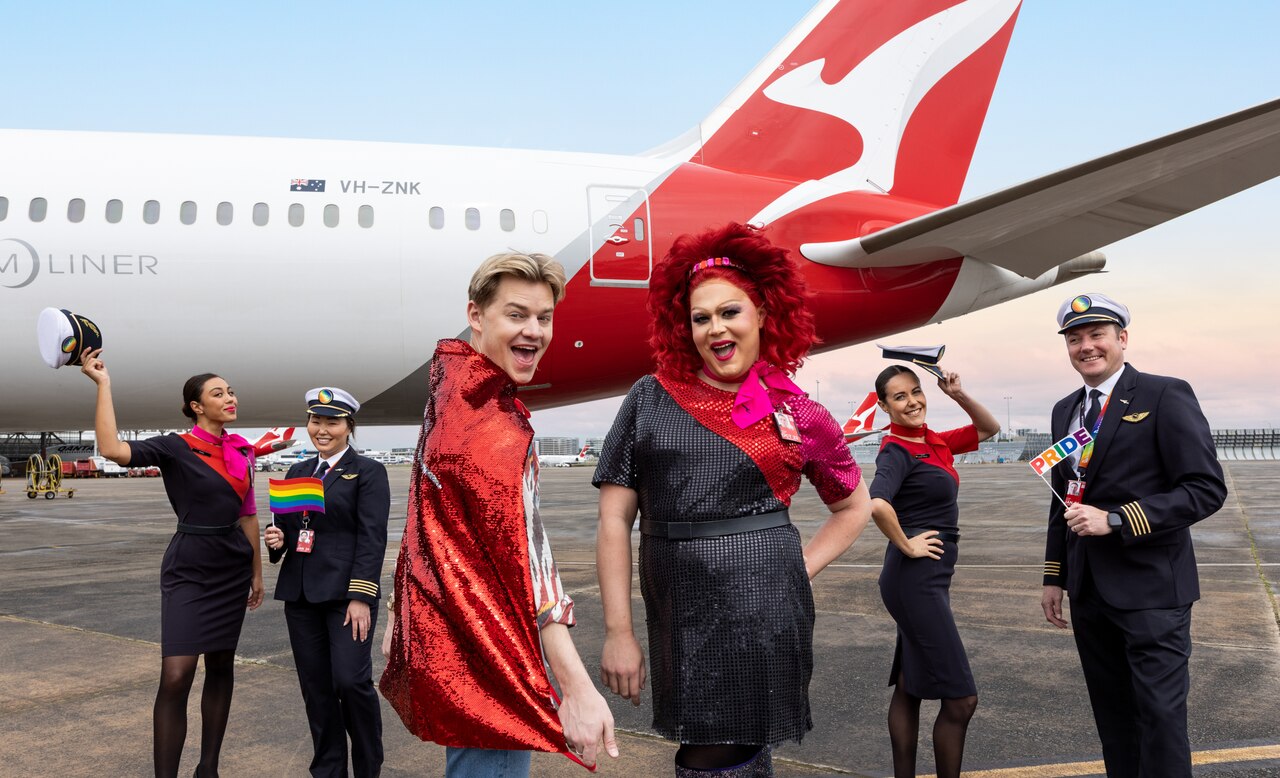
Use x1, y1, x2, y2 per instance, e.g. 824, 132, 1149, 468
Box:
843, 392, 882, 441
753, 0, 1021, 225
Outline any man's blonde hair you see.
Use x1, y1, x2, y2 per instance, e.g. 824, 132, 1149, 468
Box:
468, 251, 567, 310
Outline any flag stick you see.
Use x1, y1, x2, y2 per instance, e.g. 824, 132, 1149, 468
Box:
1039, 471, 1069, 508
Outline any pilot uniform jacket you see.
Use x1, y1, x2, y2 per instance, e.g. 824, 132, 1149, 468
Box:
1042, 363, 1226, 608
269, 448, 390, 604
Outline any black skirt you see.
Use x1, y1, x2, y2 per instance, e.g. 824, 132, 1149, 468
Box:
160, 530, 253, 656
639, 524, 814, 746
879, 540, 975, 699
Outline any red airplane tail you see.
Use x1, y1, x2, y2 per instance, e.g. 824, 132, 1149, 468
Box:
682, 0, 1021, 214
842, 392, 880, 441
252, 426, 297, 457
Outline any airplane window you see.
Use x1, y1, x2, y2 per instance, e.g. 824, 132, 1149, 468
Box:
180, 201, 197, 225
634, 217, 645, 241
0, 196, 7, 221
29, 198, 48, 223
499, 209, 515, 232
324, 204, 339, 228
289, 203, 304, 227
67, 199, 86, 223
107, 199, 124, 224
465, 207, 480, 231
253, 203, 269, 226
217, 202, 233, 226
143, 200, 160, 225
358, 205, 374, 228
532, 209, 548, 234
429, 206, 444, 229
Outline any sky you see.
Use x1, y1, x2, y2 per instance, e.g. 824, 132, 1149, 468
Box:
4, 1, 1277, 449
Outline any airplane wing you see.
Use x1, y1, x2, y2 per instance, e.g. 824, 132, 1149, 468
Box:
800, 98, 1280, 278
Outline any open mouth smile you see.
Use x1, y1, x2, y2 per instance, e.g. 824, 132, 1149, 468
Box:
710, 340, 736, 362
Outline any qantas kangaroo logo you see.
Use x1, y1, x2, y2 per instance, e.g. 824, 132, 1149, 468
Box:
752, 0, 1022, 226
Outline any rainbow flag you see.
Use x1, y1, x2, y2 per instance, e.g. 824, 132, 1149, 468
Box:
268, 477, 325, 514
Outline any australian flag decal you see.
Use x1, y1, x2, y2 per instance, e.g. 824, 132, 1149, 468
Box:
290, 179, 325, 192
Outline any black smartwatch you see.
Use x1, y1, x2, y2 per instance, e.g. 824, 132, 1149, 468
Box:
1107, 512, 1124, 530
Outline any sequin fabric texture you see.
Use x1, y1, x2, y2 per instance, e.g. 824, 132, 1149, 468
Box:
594, 373, 861, 745
379, 339, 570, 756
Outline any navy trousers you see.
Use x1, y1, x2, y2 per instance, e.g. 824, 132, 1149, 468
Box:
284, 599, 383, 778
1071, 581, 1192, 778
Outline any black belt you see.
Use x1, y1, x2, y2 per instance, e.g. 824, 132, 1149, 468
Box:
903, 526, 960, 544
176, 521, 240, 536
640, 509, 790, 539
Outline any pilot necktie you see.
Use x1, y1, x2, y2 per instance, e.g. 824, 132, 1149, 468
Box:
314, 461, 330, 480
1083, 389, 1103, 432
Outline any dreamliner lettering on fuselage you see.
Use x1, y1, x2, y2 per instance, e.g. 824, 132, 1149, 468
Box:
339, 180, 421, 195
0, 238, 158, 288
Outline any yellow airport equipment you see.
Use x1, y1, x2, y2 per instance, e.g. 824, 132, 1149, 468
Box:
25, 453, 75, 499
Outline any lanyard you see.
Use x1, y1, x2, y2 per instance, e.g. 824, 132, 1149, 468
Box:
1075, 393, 1110, 475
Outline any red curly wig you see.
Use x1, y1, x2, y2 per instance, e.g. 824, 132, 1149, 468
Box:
648, 222, 818, 380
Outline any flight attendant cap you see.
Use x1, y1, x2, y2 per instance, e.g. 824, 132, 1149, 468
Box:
305, 387, 361, 417
1056, 293, 1130, 334
36, 307, 103, 369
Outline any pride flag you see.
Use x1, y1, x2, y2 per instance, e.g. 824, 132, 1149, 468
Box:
269, 477, 325, 514
1028, 429, 1094, 476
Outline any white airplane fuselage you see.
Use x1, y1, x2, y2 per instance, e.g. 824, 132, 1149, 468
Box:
2, 130, 670, 430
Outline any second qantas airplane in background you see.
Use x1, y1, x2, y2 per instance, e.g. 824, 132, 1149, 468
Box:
1, 0, 1277, 432
539, 446, 596, 468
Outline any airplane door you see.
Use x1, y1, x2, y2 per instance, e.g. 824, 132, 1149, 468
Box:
587, 185, 651, 287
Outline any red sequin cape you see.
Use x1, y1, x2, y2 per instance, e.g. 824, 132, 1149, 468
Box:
380, 339, 570, 757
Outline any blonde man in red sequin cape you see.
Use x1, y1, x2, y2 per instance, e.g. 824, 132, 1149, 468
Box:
380, 252, 617, 776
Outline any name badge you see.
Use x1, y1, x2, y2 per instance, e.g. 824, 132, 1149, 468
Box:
1065, 479, 1086, 507
773, 410, 801, 444
296, 529, 316, 554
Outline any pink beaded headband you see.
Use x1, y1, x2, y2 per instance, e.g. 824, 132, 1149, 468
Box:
687, 256, 748, 279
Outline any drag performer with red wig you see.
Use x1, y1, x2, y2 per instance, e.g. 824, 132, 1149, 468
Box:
594, 223, 872, 777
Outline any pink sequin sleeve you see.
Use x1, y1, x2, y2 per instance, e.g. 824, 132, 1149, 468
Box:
794, 397, 862, 505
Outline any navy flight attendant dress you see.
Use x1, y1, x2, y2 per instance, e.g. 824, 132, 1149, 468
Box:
871, 425, 978, 700
128, 430, 256, 656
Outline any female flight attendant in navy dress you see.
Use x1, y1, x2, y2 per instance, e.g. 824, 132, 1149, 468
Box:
595, 223, 873, 777
81, 349, 263, 778
869, 365, 999, 778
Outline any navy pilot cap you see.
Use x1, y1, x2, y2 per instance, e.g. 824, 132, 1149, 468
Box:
305, 387, 361, 417
1057, 293, 1130, 334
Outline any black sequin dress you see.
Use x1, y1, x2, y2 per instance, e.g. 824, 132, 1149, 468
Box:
594, 374, 861, 745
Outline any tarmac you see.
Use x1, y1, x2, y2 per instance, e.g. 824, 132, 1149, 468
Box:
1, 461, 1279, 777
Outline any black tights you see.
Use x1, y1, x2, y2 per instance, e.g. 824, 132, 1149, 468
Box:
153, 650, 236, 778
887, 673, 977, 778
676, 744, 762, 770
